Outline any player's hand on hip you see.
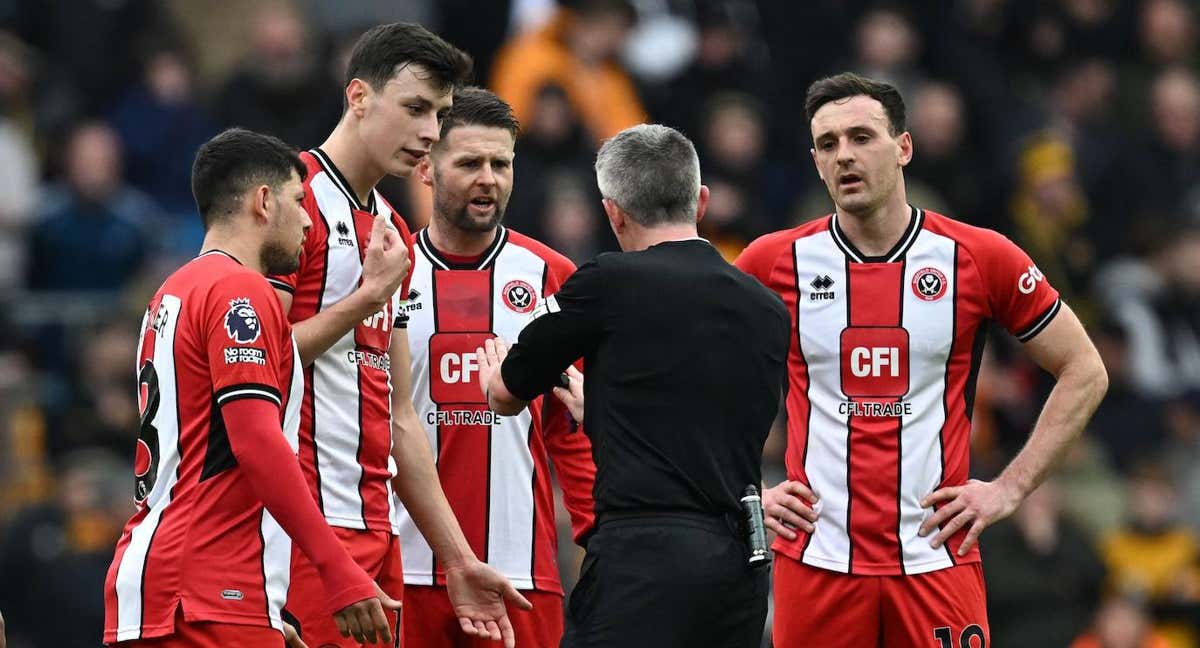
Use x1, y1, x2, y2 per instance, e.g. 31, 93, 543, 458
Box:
475, 337, 510, 399
552, 365, 585, 422
282, 620, 308, 648
360, 213, 410, 310
445, 558, 533, 648
920, 478, 1022, 556
762, 481, 819, 540
333, 587, 397, 646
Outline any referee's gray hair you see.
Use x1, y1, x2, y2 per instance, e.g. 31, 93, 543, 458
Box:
594, 124, 701, 227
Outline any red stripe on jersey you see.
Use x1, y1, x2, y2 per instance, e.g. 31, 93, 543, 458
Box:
845, 262, 904, 574
432, 269, 494, 572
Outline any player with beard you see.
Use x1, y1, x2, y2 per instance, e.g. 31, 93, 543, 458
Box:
104, 129, 398, 647
398, 87, 596, 648
268, 23, 529, 648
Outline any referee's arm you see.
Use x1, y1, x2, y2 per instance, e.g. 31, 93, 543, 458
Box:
479, 259, 605, 415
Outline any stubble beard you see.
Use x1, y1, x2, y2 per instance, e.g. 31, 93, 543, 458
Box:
261, 239, 300, 276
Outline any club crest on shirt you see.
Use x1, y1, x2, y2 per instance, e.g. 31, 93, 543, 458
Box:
911, 267, 948, 302
502, 280, 537, 314
224, 298, 262, 344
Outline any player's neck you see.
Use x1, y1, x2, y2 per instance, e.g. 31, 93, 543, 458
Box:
836, 191, 912, 258
320, 124, 385, 207
200, 230, 263, 274
624, 224, 701, 252
427, 216, 499, 258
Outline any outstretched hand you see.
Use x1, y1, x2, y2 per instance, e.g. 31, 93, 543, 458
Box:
446, 559, 533, 648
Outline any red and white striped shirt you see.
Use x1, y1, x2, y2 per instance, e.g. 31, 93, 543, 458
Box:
104, 251, 303, 642
736, 208, 1061, 576
397, 227, 596, 594
268, 149, 415, 534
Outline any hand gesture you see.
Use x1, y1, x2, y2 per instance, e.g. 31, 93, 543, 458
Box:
476, 338, 509, 401
333, 582, 403, 645
919, 479, 1022, 556
762, 481, 819, 541
446, 559, 534, 648
552, 366, 585, 422
359, 214, 410, 312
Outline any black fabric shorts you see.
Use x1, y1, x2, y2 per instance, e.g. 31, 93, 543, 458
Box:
561, 511, 769, 648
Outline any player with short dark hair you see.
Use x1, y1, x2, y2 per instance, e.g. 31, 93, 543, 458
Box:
735, 72, 1109, 647
268, 23, 530, 648
397, 86, 597, 648
103, 128, 399, 648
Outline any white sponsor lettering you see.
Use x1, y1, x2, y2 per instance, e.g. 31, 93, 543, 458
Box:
224, 347, 266, 365
439, 352, 480, 384
838, 401, 914, 417
850, 346, 899, 378
362, 308, 389, 331
1018, 264, 1045, 295
427, 409, 501, 426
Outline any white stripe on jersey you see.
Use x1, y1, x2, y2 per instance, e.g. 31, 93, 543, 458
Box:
115, 295, 183, 641
309, 172, 369, 530
792, 233, 853, 573
897, 230, 957, 574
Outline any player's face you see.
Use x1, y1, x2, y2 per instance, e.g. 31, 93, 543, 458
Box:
810, 95, 912, 216
262, 172, 310, 275
429, 125, 515, 233
356, 64, 453, 179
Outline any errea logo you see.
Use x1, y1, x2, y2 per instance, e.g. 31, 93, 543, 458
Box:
1018, 265, 1045, 295
810, 274, 836, 301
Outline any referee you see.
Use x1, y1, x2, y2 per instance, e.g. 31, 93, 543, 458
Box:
477, 124, 790, 647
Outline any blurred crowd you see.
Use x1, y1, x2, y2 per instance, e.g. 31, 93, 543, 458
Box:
0, 0, 1199, 646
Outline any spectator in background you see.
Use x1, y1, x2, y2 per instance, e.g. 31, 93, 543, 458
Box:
491, 0, 646, 144
44, 319, 138, 461
1162, 395, 1200, 535
650, 2, 769, 141
0, 448, 130, 648
0, 32, 38, 294
1009, 132, 1097, 323
1139, 0, 1197, 69
1088, 318, 1169, 473
853, 6, 925, 99
1072, 596, 1173, 648
1119, 0, 1199, 130
110, 43, 215, 257
904, 80, 992, 226
696, 93, 772, 260
1099, 225, 1200, 399
1133, 67, 1200, 220
1101, 461, 1200, 647
984, 481, 1106, 648
215, 2, 341, 149
538, 171, 606, 265
505, 83, 598, 241
26, 121, 156, 293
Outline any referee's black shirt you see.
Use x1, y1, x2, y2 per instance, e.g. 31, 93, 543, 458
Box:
501, 239, 790, 516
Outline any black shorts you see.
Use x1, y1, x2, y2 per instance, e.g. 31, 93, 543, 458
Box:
561, 511, 769, 648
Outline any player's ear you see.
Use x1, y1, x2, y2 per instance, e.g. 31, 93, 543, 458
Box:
602, 197, 625, 234
897, 131, 913, 167
345, 78, 369, 118
811, 148, 823, 182
250, 185, 272, 223
416, 156, 433, 187
695, 184, 709, 224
